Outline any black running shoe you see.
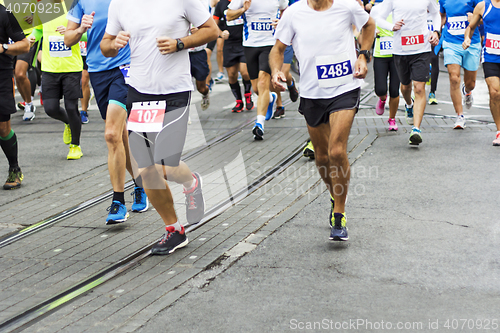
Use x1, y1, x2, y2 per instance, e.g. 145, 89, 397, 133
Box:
252, 123, 264, 140
288, 79, 299, 102
272, 106, 285, 119
245, 93, 254, 111
232, 100, 244, 113
330, 213, 348, 241
151, 225, 188, 255
184, 172, 205, 224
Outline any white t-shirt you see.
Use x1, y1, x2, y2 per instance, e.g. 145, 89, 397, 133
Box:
106, 0, 210, 95
228, 0, 288, 47
275, 0, 369, 99
190, 0, 211, 53
371, 0, 440, 56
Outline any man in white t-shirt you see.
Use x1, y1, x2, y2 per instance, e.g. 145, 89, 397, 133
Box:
371, 0, 441, 146
101, 0, 218, 255
227, 0, 288, 140
270, 0, 375, 241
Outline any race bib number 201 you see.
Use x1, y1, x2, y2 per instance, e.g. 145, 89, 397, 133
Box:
315, 54, 353, 88
401, 30, 425, 52
127, 101, 166, 133
485, 33, 500, 55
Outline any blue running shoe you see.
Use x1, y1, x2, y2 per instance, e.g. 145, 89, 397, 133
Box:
265, 92, 277, 121
80, 111, 89, 124
252, 122, 264, 140
330, 213, 348, 241
131, 187, 149, 212
207, 78, 214, 92
106, 200, 129, 225
405, 100, 414, 125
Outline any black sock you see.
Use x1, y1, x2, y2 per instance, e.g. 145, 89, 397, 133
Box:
0, 130, 19, 169
113, 191, 125, 205
243, 80, 252, 95
133, 176, 143, 188
229, 82, 242, 101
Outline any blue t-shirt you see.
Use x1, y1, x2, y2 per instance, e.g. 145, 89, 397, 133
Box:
483, 0, 500, 63
440, 0, 481, 45
67, 0, 130, 73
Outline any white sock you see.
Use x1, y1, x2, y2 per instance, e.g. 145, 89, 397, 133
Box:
256, 115, 265, 126
168, 221, 183, 232
406, 101, 413, 108
184, 177, 196, 191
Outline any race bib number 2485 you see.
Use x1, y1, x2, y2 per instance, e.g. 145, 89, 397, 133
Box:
315, 54, 353, 88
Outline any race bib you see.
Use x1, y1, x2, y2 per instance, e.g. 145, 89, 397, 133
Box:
127, 101, 166, 133
251, 20, 273, 32
315, 54, 353, 88
79, 41, 87, 56
446, 16, 468, 36
379, 36, 393, 56
48, 36, 72, 58
485, 33, 500, 55
427, 19, 434, 32
120, 64, 130, 84
401, 30, 425, 52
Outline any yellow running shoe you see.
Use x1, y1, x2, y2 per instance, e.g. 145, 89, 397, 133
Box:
67, 144, 83, 160
303, 140, 315, 160
63, 124, 71, 145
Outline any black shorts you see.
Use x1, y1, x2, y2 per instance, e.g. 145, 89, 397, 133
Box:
207, 40, 216, 52
189, 50, 210, 82
298, 88, 360, 128
0, 70, 16, 118
244, 46, 272, 80
41, 72, 82, 100
16, 41, 38, 67
82, 56, 88, 71
126, 86, 191, 169
483, 62, 500, 79
393, 52, 431, 85
89, 67, 128, 119
223, 42, 246, 68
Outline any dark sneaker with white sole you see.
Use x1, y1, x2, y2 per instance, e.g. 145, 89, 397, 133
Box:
184, 172, 205, 224
151, 225, 188, 255
330, 213, 348, 241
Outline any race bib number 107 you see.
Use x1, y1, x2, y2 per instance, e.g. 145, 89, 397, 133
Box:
485, 33, 500, 55
315, 54, 353, 88
127, 101, 166, 133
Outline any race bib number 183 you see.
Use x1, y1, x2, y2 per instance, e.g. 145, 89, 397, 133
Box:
315, 54, 353, 88
127, 101, 166, 133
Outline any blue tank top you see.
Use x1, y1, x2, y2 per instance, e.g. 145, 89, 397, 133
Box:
483, 0, 500, 63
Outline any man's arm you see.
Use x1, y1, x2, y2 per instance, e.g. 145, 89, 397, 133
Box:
3, 10, 30, 55
355, 16, 376, 79
226, 0, 250, 21
156, 18, 219, 55
269, 40, 288, 91
463, 1, 484, 50
65, 12, 95, 47
0, 38, 29, 55
101, 31, 130, 58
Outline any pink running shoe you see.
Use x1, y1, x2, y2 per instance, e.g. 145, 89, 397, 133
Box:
388, 118, 398, 131
376, 99, 385, 115
493, 133, 500, 146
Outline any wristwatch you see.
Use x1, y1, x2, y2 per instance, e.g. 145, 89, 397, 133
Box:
176, 38, 184, 52
359, 50, 371, 63
2, 44, 9, 53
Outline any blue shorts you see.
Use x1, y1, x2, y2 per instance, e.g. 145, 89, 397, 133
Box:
283, 45, 294, 64
88, 67, 128, 120
443, 41, 481, 72
189, 50, 210, 82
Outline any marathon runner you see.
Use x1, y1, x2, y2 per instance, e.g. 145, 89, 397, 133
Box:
428, 11, 440, 106
28, 4, 84, 160
102, 0, 217, 254
213, 0, 254, 113
270, 0, 375, 240
274, 43, 299, 119
227, 0, 288, 140
371, 4, 400, 131
66, 0, 149, 223
464, 0, 500, 145
372, 0, 441, 146
0, 3, 30, 189
79, 34, 90, 124
440, 0, 482, 129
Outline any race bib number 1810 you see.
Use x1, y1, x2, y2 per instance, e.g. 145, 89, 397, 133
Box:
127, 101, 166, 132
315, 54, 353, 88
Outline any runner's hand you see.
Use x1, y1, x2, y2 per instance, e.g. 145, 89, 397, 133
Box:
56, 26, 66, 35
221, 30, 230, 40
79, 12, 95, 34
27, 35, 36, 46
429, 31, 439, 46
272, 19, 279, 29
114, 31, 131, 50
243, 0, 251, 11
393, 19, 404, 31
24, 16, 33, 25
156, 36, 177, 55
462, 36, 471, 50
354, 57, 368, 79
272, 72, 287, 92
